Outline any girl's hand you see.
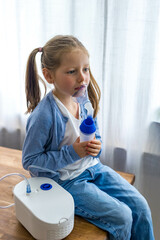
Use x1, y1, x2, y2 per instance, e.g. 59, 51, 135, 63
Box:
73, 137, 89, 158
86, 139, 101, 157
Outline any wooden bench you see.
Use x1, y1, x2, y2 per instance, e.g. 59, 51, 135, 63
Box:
0, 147, 135, 240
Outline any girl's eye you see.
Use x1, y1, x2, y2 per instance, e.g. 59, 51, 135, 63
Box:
84, 67, 89, 72
67, 70, 75, 74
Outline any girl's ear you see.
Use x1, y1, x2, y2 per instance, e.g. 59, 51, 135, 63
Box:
42, 68, 54, 84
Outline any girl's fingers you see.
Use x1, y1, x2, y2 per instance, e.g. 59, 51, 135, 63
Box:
80, 141, 90, 147
87, 143, 101, 149
85, 140, 101, 156
89, 139, 101, 145
86, 147, 99, 153
91, 139, 101, 143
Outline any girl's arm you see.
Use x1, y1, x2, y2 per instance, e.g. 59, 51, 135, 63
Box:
22, 114, 80, 176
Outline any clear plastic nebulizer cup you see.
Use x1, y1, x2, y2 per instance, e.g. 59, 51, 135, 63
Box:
72, 84, 96, 142
80, 116, 96, 142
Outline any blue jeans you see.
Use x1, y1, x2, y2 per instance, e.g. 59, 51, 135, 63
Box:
58, 162, 154, 240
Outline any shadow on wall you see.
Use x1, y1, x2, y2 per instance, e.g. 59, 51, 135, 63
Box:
113, 121, 160, 172
113, 147, 127, 172
145, 121, 160, 156
0, 128, 25, 150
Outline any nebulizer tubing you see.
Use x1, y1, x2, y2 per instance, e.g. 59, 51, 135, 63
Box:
28, 165, 57, 177
0, 173, 31, 209
0, 166, 57, 209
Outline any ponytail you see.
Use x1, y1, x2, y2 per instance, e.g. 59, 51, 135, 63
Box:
25, 48, 46, 113
88, 70, 101, 118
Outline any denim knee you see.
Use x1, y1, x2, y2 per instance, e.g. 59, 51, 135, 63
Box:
116, 204, 133, 240
134, 194, 152, 218
107, 203, 133, 240
118, 204, 133, 229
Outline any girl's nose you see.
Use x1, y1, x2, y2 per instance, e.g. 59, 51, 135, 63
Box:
78, 71, 85, 83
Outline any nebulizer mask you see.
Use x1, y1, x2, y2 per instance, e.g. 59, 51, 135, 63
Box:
72, 84, 96, 142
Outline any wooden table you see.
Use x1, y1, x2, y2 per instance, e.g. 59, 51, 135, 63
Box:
0, 147, 135, 240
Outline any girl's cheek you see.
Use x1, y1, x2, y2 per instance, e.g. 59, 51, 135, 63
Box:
63, 81, 75, 93
65, 79, 75, 88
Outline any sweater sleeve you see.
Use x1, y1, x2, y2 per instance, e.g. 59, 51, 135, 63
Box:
93, 116, 103, 158
22, 110, 80, 177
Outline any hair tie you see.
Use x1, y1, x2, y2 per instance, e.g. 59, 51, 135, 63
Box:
38, 47, 43, 52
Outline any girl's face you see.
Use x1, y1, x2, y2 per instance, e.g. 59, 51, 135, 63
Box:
52, 49, 90, 99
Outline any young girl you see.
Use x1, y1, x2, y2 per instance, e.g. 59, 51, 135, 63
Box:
22, 35, 154, 240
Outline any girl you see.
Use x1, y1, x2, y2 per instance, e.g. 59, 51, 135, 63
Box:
22, 35, 154, 240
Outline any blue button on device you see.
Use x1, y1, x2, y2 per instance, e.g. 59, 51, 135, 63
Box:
40, 183, 52, 190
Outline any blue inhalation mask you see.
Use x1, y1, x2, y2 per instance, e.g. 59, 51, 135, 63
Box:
72, 84, 93, 117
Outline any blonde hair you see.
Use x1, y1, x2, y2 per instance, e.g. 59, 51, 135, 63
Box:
25, 35, 101, 117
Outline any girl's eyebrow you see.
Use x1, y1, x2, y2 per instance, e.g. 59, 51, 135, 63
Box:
63, 63, 89, 69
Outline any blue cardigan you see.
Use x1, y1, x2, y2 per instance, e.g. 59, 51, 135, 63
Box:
22, 91, 102, 182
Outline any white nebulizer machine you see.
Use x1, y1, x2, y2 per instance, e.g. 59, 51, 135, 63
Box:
0, 172, 74, 240
73, 84, 96, 142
